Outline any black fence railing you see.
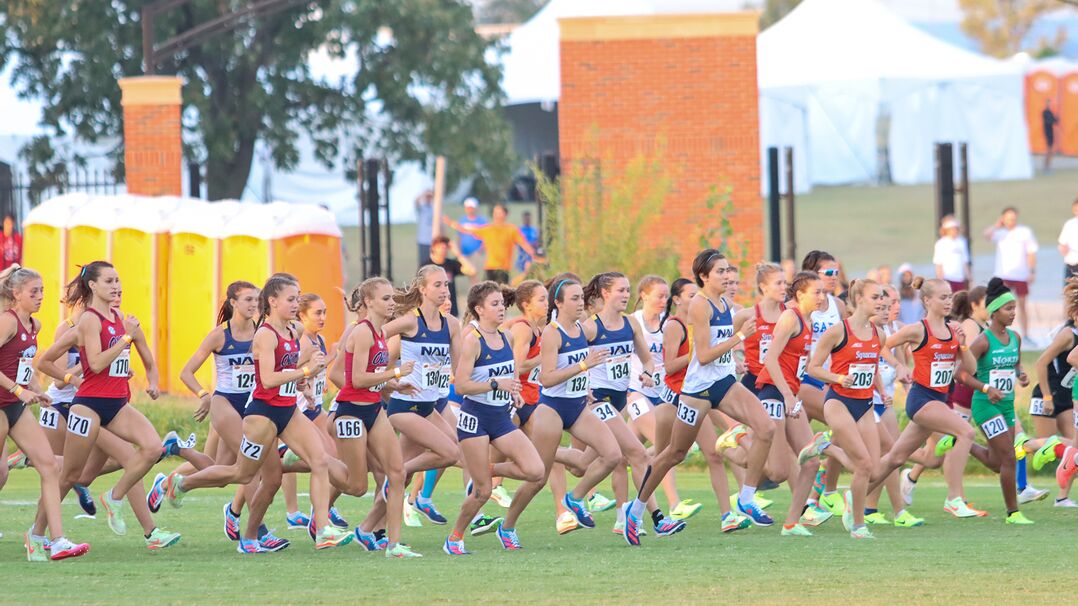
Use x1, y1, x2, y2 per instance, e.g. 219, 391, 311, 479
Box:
0, 162, 122, 229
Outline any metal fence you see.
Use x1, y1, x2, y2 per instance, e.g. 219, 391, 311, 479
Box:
0, 162, 122, 228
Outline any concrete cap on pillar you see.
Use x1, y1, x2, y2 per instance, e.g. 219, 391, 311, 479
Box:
118, 76, 183, 106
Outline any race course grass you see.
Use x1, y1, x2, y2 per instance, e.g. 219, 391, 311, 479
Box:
1, 464, 1075, 604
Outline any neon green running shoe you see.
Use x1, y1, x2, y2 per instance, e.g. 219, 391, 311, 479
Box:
587, 492, 616, 513
800, 503, 833, 527
315, 526, 354, 549
145, 527, 181, 550
721, 511, 751, 533
798, 432, 831, 464
1032, 435, 1062, 471
840, 490, 854, 532
893, 510, 925, 527
819, 492, 846, 516
25, 533, 48, 562
850, 525, 875, 539
934, 435, 956, 458
1013, 431, 1030, 461
1005, 511, 1034, 525
754, 494, 773, 509
101, 489, 127, 536
671, 499, 703, 520
386, 543, 423, 558
781, 523, 812, 537
864, 512, 891, 525
490, 485, 513, 508
282, 447, 301, 467
403, 502, 423, 528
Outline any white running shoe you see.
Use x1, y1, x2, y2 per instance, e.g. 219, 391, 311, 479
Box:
1053, 498, 1078, 508
900, 469, 916, 506
1018, 485, 1049, 504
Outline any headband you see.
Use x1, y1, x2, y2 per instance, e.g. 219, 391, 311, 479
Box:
986, 292, 1016, 314
552, 279, 569, 301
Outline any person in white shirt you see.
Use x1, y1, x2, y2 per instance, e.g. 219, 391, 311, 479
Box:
1057, 198, 1078, 283
933, 215, 970, 293
982, 206, 1038, 335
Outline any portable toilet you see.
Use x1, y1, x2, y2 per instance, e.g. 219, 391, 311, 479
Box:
218, 201, 283, 295
111, 196, 179, 385
65, 196, 127, 279
272, 203, 345, 342
166, 200, 223, 393
21, 193, 91, 343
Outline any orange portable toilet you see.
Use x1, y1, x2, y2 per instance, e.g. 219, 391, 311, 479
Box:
1026, 70, 1060, 154
272, 204, 345, 343
1060, 71, 1078, 156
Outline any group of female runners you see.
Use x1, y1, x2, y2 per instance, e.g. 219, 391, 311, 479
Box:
2, 247, 1077, 560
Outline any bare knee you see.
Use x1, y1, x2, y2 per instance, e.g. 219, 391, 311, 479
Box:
472, 481, 493, 503
344, 476, 368, 498
851, 453, 873, 478
754, 422, 776, 445
306, 452, 328, 475
598, 446, 621, 472
522, 460, 545, 484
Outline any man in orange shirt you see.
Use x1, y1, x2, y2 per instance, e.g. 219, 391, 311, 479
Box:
444, 203, 543, 284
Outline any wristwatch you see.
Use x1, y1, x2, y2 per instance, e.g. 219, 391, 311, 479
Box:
490, 379, 499, 392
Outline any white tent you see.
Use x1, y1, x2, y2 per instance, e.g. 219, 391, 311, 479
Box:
758, 0, 1032, 189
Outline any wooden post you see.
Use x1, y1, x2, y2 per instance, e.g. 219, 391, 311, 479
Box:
431, 156, 446, 239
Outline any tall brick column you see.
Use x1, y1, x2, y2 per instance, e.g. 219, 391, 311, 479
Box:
118, 76, 183, 196
558, 13, 762, 271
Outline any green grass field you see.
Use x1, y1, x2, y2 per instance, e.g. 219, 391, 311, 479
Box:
1, 463, 1075, 604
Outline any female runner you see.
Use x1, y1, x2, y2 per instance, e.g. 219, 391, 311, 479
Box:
443, 282, 544, 554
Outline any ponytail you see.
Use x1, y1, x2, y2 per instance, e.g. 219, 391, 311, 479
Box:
582, 272, 625, 308
394, 265, 446, 313
62, 261, 114, 309
217, 280, 258, 325
545, 272, 581, 323
663, 278, 694, 329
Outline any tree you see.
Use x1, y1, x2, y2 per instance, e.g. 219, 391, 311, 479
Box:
473, 0, 548, 24
958, 0, 1063, 58
0, 1, 514, 201
759, 0, 802, 29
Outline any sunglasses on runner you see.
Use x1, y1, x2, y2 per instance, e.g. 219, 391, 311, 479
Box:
821, 269, 839, 277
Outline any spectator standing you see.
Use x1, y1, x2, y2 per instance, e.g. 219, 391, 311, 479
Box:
0, 214, 22, 271
1044, 99, 1059, 173
983, 206, 1038, 335
933, 214, 971, 292
424, 235, 476, 317
444, 203, 543, 285
1058, 198, 1078, 283
515, 210, 541, 275
457, 197, 488, 285
415, 190, 435, 267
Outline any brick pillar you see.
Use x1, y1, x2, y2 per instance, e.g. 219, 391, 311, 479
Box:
558, 13, 762, 272
118, 76, 183, 196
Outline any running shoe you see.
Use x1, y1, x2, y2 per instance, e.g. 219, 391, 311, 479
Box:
354, 528, 382, 551
443, 537, 471, 556
164, 473, 185, 508
864, 512, 890, 525
850, 525, 875, 539
715, 424, 747, 452
781, 523, 812, 537
490, 485, 513, 508
622, 503, 642, 546
276, 442, 288, 458
147, 473, 167, 514
282, 447, 301, 467
819, 492, 846, 516
1054, 498, 1078, 508
562, 494, 596, 528
145, 527, 182, 551
259, 531, 290, 552
943, 497, 982, 518
285, 510, 311, 530
375, 530, 389, 551
754, 494, 774, 509
934, 435, 956, 457
223, 503, 241, 541
73, 483, 96, 516
653, 516, 686, 537
899, 469, 916, 506
556, 511, 580, 535
386, 543, 422, 558
1032, 436, 1062, 471
736, 498, 774, 526
160, 430, 182, 460
1005, 511, 1034, 525
315, 526, 353, 549
670, 499, 703, 520
797, 432, 831, 464
1018, 485, 1050, 504
1057, 446, 1077, 490
587, 492, 616, 512
612, 519, 625, 535
307, 508, 317, 541
893, 511, 925, 527
469, 514, 503, 536
840, 490, 854, 532
100, 489, 127, 536
25, 533, 48, 562
403, 502, 423, 528
6, 449, 28, 470
236, 538, 267, 554
329, 507, 349, 529
799, 503, 833, 527
415, 500, 448, 525
721, 511, 751, 533
48, 537, 90, 561
1013, 431, 1030, 460
759, 477, 781, 491
496, 523, 521, 550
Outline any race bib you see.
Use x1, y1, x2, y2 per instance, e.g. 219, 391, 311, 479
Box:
438, 367, 452, 393
489, 384, 512, 404
67, 411, 92, 437
279, 376, 299, 399
313, 376, 326, 403
1061, 368, 1076, 389
232, 364, 255, 391
660, 383, 677, 404
592, 401, 617, 422
716, 351, 733, 367
758, 334, 772, 365
627, 398, 651, 421
848, 364, 876, 390
988, 369, 1015, 395
328, 398, 339, 413
16, 356, 34, 385
109, 349, 131, 378
929, 361, 956, 388
39, 406, 59, 430
457, 410, 479, 434
527, 365, 541, 384
676, 400, 699, 426
335, 417, 364, 439
980, 414, 1008, 440
566, 372, 589, 398
796, 355, 808, 379
1029, 398, 1045, 416
761, 399, 785, 420
372, 366, 388, 392
421, 363, 443, 390
239, 436, 264, 461
604, 356, 631, 382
